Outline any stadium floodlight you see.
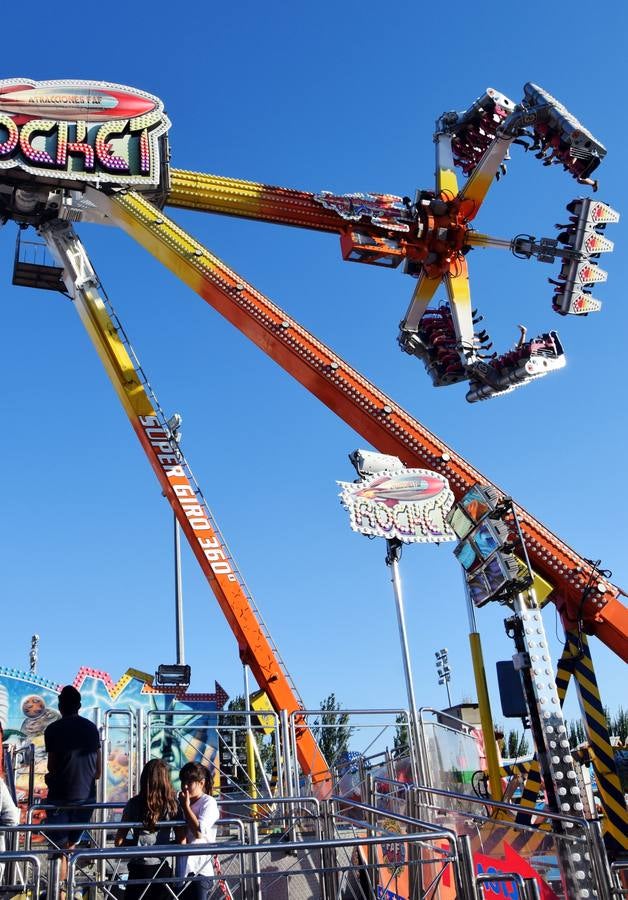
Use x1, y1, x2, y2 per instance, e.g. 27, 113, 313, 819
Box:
434, 648, 452, 706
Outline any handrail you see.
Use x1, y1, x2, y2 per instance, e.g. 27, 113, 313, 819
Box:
411, 780, 591, 828
329, 795, 453, 841
219, 794, 320, 815
0, 852, 41, 896
289, 707, 410, 717
103, 708, 135, 803
477, 870, 541, 900
371, 775, 412, 794
25, 800, 127, 849
416, 793, 588, 848
27, 801, 126, 821
610, 859, 628, 898
67, 826, 460, 898
68, 830, 458, 858
7, 817, 246, 838
415, 781, 615, 898
414, 777, 612, 900
419, 706, 477, 734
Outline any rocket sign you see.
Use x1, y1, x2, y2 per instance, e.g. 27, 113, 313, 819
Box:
338, 469, 456, 543
0, 79, 170, 186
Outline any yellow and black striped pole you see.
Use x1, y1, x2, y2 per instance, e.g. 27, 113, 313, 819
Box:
478, 627, 628, 861
564, 631, 628, 854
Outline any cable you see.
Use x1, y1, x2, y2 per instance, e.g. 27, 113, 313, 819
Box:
568, 559, 612, 663
471, 770, 489, 799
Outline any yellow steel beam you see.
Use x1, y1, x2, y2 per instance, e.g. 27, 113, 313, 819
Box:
168, 168, 342, 232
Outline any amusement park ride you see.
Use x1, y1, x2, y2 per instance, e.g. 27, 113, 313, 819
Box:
1, 77, 627, 895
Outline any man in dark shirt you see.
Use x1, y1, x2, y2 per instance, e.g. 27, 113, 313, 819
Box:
43, 685, 102, 883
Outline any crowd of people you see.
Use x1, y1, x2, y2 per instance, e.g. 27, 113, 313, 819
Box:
1, 684, 220, 900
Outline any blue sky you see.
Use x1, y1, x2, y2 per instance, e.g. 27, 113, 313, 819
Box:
1, 3, 626, 737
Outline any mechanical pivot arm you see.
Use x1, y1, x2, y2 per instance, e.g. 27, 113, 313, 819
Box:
167, 82, 616, 403
88, 187, 628, 663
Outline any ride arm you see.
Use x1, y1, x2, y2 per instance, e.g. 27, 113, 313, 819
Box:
434, 88, 517, 220
457, 135, 514, 220
39, 219, 331, 791
89, 188, 628, 662
399, 272, 442, 335
443, 257, 475, 357
435, 132, 459, 200
167, 169, 346, 233
397, 132, 456, 344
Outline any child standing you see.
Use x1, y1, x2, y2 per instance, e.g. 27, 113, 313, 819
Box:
178, 762, 219, 900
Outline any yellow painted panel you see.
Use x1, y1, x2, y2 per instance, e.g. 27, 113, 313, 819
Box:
532, 570, 553, 606
250, 689, 276, 735
437, 167, 459, 198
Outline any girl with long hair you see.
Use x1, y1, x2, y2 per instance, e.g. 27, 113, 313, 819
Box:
115, 759, 180, 900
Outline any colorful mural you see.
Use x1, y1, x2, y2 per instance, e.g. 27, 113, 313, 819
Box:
0, 666, 228, 809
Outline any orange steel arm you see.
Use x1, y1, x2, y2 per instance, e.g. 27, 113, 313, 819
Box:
41, 218, 330, 790
92, 188, 628, 663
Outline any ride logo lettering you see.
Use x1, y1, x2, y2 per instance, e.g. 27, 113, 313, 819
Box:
474, 844, 558, 900
0, 79, 170, 186
139, 415, 237, 583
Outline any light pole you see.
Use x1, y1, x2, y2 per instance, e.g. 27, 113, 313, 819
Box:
340, 448, 456, 789
168, 414, 185, 666
155, 413, 190, 690
435, 648, 452, 707
386, 537, 425, 786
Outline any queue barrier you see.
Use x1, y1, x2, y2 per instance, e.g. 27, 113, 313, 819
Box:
1, 791, 619, 899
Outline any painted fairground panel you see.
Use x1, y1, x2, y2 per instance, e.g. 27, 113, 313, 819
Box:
424, 788, 572, 899
373, 772, 413, 900
0, 665, 227, 812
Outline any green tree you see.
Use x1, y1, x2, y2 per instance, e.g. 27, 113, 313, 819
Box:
567, 718, 587, 748
393, 714, 409, 756
564, 708, 628, 750
312, 693, 354, 768
505, 730, 529, 758
608, 706, 628, 744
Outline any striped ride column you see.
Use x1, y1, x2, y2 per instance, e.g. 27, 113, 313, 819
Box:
565, 631, 628, 855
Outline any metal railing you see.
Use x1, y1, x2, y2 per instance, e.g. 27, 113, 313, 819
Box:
1, 788, 619, 899
3, 812, 247, 900
2, 794, 468, 899
66, 825, 464, 900
4, 700, 621, 900
611, 859, 628, 898
288, 708, 417, 794
0, 851, 42, 897
411, 781, 615, 900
